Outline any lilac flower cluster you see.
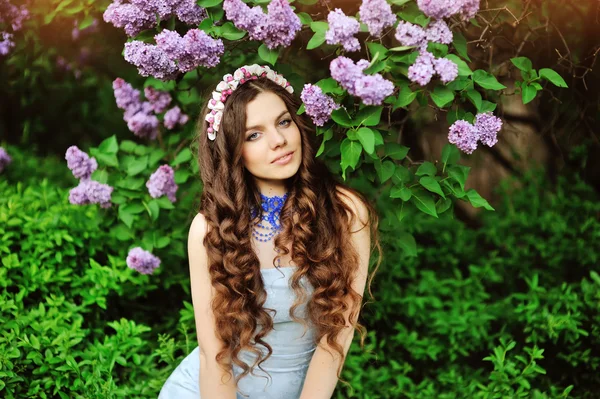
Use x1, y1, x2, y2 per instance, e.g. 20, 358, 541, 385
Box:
417, 0, 480, 21
0, 0, 30, 56
146, 165, 178, 202
65, 145, 98, 179
164, 106, 189, 130
0, 147, 12, 173
300, 84, 340, 126
325, 9, 361, 52
330, 56, 394, 105
65, 146, 114, 208
359, 0, 397, 38
124, 29, 224, 80
126, 247, 161, 275
103, 0, 207, 37
395, 19, 453, 49
113, 78, 160, 139
448, 112, 503, 154
223, 0, 301, 49
113, 78, 189, 138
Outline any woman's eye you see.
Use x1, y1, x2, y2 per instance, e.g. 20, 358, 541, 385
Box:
280, 119, 291, 127
247, 132, 259, 141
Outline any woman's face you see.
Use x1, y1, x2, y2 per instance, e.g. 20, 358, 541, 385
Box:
241, 91, 302, 194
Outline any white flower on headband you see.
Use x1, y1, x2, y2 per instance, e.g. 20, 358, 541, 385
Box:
205, 64, 294, 141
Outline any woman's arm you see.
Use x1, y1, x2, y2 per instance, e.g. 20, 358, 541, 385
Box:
188, 213, 238, 399
298, 191, 372, 399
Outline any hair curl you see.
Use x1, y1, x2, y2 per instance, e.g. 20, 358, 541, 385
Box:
192, 75, 382, 394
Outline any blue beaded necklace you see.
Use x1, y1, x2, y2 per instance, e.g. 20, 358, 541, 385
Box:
251, 192, 288, 267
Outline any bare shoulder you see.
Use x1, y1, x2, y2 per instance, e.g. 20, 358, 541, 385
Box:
335, 185, 369, 228
189, 212, 211, 240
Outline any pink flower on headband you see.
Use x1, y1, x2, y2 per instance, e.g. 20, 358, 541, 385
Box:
205, 64, 293, 140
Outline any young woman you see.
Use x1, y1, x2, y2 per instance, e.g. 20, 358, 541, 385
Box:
159, 64, 381, 399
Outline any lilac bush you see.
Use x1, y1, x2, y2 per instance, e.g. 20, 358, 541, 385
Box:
65, 146, 98, 180
68, 179, 114, 208
325, 9, 361, 53
146, 165, 178, 202
164, 106, 189, 130
300, 84, 340, 126
359, 0, 397, 38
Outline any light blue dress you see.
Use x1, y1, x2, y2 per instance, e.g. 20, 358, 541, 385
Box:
158, 266, 317, 399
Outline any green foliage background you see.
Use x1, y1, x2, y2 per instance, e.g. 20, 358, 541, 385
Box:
1, 145, 598, 398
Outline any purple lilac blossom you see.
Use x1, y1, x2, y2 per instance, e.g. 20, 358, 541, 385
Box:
179, 29, 224, 71
68, 179, 114, 208
126, 247, 161, 275
408, 50, 435, 86
0, 32, 14, 56
173, 0, 207, 25
448, 120, 479, 154
417, 0, 480, 21
475, 112, 502, 147
129, 0, 177, 20
65, 146, 98, 180
0, 147, 12, 173
359, 0, 396, 37
155, 29, 186, 60
127, 103, 160, 139
223, 0, 269, 41
0, 0, 30, 31
329, 56, 370, 96
325, 9, 361, 52
300, 84, 340, 126
263, 0, 301, 49
124, 41, 179, 81
146, 164, 178, 202
163, 106, 189, 130
103, 2, 156, 37
394, 21, 427, 48
354, 74, 395, 105
144, 87, 172, 113
433, 57, 458, 83
425, 20, 453, 44
113, 78, 142, 110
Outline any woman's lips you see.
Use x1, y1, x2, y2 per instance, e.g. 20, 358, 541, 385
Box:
272, 151, 294, 165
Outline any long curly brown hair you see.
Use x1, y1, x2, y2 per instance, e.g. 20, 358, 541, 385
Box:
193, 75, 382, 392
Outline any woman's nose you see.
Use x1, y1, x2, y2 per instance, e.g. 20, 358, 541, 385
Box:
268, 129, 287, 148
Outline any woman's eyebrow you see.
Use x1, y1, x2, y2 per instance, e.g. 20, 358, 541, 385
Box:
245, 110, 289, 131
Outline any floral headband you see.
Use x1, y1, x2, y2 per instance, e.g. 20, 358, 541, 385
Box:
205, 64, 294, 141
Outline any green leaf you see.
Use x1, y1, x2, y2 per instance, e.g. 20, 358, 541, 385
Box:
356, 127, 375, 154
415, 161, 437, 176
79, 14, 96, 30
118, 206, 135, 229
385, 143, 409, 160
445, 54, 472, 77
331, 108, 354, 127
427, 42, 448, 58
466, 189, 495, 210
472, 70, 507, 90
397, 232, 417, 256
521, 84, 538, 105
452, 31, 470, 61
147, 200, 160, 221
366, 42, 389, 61
448, 165, 470, 190
94, 152, 119, 168
156, 196, 175, 209
466, 90, 482, 111
354, 106, 383, 126
297, 12, 313, 25
436, 197, 453, 214
480, 100, 497, 113
393, 86, 417, 109
316, 128, 333, 157
218, 22, 246, 40
420, 176, 445, 198
392, 164, 410, 184
306, 31, 326, 50
431, 86, 455, 108
297, 103, 305, 115
390, 185, 412, 201
197, 0, 223, 7
127, 155, 148, 177
388, 0, 411, 5
510, 56, 533, 72
122, 203, 145, 214
315, 78, 344, 95
258, 44, 279, 66
340, 139, 363, 179
539, 68, 568, 88
411, 190, 438, 218
310, 21, 328, 33
374, 159, 395, 183
296, 0, 319, 4
120, 140, 137, 153
172, 148, 192, 166
441, 144, 460, 168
